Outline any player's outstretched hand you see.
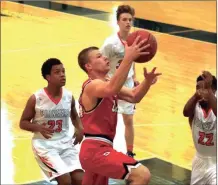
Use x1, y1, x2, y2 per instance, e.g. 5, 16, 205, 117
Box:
143, 67, 162, 85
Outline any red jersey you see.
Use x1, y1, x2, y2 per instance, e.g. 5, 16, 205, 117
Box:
78, 79, 118, 142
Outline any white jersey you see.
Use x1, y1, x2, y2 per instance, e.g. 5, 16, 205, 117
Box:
191, 102, 216, 157
32, 88, 72, 142
100, 33, 134, 79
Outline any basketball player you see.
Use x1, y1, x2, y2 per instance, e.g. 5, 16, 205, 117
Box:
20, 58, 84, 185
183, 71, 217, 185
78, 36, 161, 185
100, 5, 139, 157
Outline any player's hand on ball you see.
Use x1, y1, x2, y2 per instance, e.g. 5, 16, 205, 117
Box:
124, 36, 150, 62
143, 67, 162, 84
73, 127, 84, 145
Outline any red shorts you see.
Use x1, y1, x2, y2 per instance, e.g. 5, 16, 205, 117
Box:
79, 139, 141, 185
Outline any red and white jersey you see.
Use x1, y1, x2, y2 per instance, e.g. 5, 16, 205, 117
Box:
192, 102, 216, 157
79, 79, 118, 142
32, 88, 72, 141
100, 33, 134, 79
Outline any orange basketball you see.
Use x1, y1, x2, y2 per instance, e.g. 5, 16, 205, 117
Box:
127, 30, 157, 63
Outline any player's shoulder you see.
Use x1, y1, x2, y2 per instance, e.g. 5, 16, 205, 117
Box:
104, 33, 119, 45
62, 87, 73, 98
195, 102, 201, 112
84, 79, 105, 92
33, 88, 45, 99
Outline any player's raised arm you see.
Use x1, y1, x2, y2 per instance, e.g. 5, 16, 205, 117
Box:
201, 71, 217, 116
84, 37, 150, 98
207, 90, 217, 116
183, 92, 200, 118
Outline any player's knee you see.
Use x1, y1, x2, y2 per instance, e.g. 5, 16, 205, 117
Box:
128, 165, 151, 185
137, 165, 151, 185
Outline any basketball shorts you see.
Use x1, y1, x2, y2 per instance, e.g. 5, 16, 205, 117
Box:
32, 138, 83, 181
191, 154, 216, 185
118, 77, 136, 115
79, 138, 141, 185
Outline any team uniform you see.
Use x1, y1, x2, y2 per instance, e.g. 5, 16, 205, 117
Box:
31, 88, 82, 181
100, 33, 135, 115
191, 102, 217, 185
78, 79, 141, 185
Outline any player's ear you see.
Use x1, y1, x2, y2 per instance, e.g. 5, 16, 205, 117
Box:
45, 74, 51, 82
117, 19, 120, 26
85, 63, 92, 72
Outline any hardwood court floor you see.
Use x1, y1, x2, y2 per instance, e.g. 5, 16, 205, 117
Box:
1, 1, 216, 184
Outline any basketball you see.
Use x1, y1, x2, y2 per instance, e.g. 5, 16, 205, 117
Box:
126, 30, 157, 63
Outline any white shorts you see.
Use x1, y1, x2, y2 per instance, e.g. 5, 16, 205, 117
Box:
118, 77, 135, 115
191, 154, 216, 185
32, 138, 83, 181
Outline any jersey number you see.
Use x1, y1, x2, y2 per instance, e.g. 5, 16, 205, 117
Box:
198, 131, 214, 146
48, 120, 63, 133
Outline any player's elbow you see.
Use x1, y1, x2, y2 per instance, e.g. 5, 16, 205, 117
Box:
130, 94, 141, 103
19, 121, 25, 130
133, 97, 141, 103
19, 120, 27, 130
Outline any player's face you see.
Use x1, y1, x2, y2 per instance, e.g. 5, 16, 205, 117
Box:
196, 81, 204, 90
117, 13, 133, 33
47, 64, 66, 87
87, 50, 110, 73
